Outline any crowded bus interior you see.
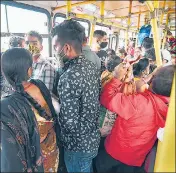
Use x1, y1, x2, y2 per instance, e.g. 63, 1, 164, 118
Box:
1, 0, 175, 172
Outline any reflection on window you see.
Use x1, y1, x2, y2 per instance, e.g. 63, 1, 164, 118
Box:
1, 4, 7, 32
7, 6, 48, 34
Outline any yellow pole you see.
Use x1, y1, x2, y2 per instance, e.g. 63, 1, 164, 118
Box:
66, 0, 71, 19
160, 0, 166, 24
89, 24, 95, 46
154, 73, 176, 172
125, 0, 132, 49
135, 14, 141, 47
100, 1, 105, 18
145, 1, 162, 66
162, 14, 169, 49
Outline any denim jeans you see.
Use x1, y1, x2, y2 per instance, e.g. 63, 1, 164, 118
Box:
64, 149, 98, 173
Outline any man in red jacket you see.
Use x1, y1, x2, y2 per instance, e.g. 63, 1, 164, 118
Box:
96, 64, 175, 172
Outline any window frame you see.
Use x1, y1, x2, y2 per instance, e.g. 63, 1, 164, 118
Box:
53, 13, 91, 37
1, 1, 52, 56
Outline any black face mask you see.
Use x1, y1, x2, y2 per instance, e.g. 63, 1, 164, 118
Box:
100, 42, 108, 49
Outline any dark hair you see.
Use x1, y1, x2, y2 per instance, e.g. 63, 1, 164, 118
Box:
152, 65, 175, 97
145, 48, 156, 61
133, 58, 149, 77
107, 55, 122, 72
142, 37, 154, 49
119, 48, 127, 56
107, 49, 116, 56
93, 30, 107, 39
26, 30, 43, 44
167, 30, 172, 36
51, 19, 85, 54
1, 48, 49, 120
9, 36, 25, 48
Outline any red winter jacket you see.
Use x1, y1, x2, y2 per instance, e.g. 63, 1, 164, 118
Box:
100, 78, 169, 166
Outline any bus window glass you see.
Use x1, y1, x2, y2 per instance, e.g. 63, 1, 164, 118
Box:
42, 38, 49, 57
94, 25, 112, 37
55, 16, 89, 37
55, 16, 65, 25
1, 37, 10, 52
76, 20, 89, 37
1, 4, 7, 32
7, 6, 48, 34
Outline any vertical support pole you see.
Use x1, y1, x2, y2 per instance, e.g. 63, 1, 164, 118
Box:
154, 73, 175, 172
100, 1, 105, 21
66, 0, 71, 19
162, 14, 169, 49
89, 24, 95, 46
89, 17, 97, 46
135, 14, 141, 47
125, 0, 132, 49
146, 1, 162, 66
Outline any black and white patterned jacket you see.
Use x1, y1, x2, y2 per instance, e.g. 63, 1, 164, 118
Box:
58, 55, 100, 153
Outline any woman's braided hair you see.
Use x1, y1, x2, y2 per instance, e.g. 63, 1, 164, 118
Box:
1, 48, 50, 120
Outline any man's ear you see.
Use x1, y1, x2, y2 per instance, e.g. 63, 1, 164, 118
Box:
28, 67, 33, 78
64, 44, 71, 57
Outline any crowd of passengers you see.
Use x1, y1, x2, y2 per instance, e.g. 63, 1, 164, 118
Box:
1, 19, 176, 173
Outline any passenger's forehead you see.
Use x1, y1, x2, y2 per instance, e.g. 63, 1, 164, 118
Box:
25, 35, 39, 43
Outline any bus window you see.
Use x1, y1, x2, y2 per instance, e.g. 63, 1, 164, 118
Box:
7, 6, 48, 34
54, 15, 90, 37
1, 4, 8, 32
95, 24, 112, 37
76, 20, 89, 37
1, 36, 10, 52
54, 16, 65, 25
1, 2, 50, 56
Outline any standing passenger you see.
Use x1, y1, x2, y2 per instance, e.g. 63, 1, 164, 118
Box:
92, 30, 109, 74
52, 19, 100, 173
96, 64, 175, 173
82, 34, 101, 71
25, 31, 56, 92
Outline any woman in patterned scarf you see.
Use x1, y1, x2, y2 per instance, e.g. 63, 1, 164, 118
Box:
1, 48, 60, 172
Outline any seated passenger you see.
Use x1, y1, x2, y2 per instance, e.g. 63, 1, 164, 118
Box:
96, 64, 175, 173
101, 55, 122, 88
82, 34, 101, 71
118, 48, 127, 59
106, 48, 116, 57
1, 48, 60, 172
25, 31, 56, 92
133, 58, 150, 91
127, 41, 135, 57
92, 30, 108, 74
145, 47, 157, 73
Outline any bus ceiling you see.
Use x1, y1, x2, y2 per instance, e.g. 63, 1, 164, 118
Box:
16, 0, 175, 32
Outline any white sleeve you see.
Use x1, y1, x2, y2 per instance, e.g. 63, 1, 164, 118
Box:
157, 127, 165, 142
